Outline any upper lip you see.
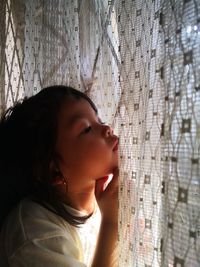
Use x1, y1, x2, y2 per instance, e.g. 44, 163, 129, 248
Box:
112, 137, 119, 151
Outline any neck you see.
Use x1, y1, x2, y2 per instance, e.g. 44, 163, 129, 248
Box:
63, 182, 96, 214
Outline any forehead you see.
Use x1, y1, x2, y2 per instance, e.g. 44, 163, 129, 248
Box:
59, 98, 98, 126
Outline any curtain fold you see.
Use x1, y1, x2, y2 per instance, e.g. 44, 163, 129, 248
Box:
0, 0, 6, 114
116, 1, 163, 265
0, 0, 199, 266
161, 1, 200, 266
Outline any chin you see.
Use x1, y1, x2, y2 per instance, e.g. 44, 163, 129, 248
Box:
107, 165, 118, 175
96, 161, 118, 178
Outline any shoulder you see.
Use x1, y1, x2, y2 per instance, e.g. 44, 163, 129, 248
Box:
3, 198, 77, 239
0, 198, 82, 260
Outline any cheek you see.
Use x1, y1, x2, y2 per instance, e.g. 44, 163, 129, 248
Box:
66, 139, 111, 168
83, 142, 106, 157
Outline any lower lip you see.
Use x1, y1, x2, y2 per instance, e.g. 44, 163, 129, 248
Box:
113, 144, 118, 151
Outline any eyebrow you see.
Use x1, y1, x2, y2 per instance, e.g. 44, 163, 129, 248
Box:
68, 115, 86, 127
68, 111, 99, 127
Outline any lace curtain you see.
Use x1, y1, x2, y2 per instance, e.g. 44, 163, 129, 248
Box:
0, 0, 200, 266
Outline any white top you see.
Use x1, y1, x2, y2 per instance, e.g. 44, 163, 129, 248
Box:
0, 198, 101, 267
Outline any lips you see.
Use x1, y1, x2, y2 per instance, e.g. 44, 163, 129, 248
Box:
112, 138, 119, 151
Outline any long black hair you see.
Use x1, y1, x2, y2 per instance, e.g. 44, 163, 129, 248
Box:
0, 85, 97, 228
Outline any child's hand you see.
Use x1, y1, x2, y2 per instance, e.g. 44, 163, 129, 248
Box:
95, 168, 119, 225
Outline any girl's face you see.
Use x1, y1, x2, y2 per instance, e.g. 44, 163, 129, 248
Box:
55, 97, 119, 189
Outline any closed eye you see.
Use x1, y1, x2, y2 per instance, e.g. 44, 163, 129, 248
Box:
82, 120, 106, 134
82, 126, 92, 134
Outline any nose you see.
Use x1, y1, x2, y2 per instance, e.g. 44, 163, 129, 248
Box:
103, 124, 113, 137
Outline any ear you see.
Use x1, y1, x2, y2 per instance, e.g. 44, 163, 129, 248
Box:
49, 159, 67, 188
49, 158, 61, 176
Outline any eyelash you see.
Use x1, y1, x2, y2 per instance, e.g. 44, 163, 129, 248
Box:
82, 121, 106, 134
82, 126, 92, 134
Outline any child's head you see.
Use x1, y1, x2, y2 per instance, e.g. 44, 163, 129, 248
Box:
0, 85, 118, 226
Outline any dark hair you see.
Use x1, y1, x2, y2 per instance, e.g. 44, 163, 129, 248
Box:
0, 85, 97, 228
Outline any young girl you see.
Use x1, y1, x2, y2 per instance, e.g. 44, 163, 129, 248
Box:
0, 85, 119, 267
